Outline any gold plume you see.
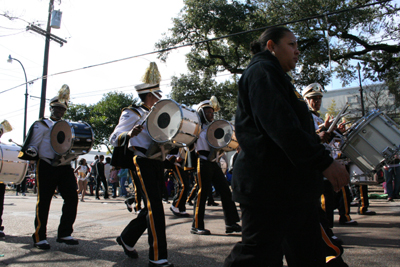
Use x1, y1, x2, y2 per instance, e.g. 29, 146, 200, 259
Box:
210, 96, 221, 112
141, 62, 161, 84
58, 84, 70, 106
1, 120, 12, 133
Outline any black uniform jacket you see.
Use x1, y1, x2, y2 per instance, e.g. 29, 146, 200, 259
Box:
232, 50, 333, 205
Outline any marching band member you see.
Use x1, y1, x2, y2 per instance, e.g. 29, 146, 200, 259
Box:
18, 85, 79, 249
303, 83, 358, 227
109, 81, 174, 267
191, 96, 241, 235
166, 147, 190, 217
0, 120, 13, 238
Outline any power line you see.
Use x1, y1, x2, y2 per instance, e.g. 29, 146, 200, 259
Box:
0, 0, 392, 96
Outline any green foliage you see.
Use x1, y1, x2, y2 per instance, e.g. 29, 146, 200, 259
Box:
64, 92, 139, 149
157, 0, 400, 98
170, 72, 238, 120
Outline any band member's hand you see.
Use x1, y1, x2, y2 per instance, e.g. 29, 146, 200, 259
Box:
324, 115, 332, 129
337, 122, 346, 133
323, 160, 350, 192
318, 131, 331, 143
128, 125, 143, 138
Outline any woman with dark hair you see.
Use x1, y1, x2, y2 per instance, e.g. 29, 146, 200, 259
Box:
224, 27, 349, 266
74, 158, 89, 202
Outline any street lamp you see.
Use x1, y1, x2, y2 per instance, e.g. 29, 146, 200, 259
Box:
356, 62, 365, 116
7, 55, 29, 141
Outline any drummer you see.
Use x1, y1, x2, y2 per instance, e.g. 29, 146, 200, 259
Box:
191, 96, 241, 235
302, 83, 357, 229
109, 82, 174, 267
18, 86, 80, 249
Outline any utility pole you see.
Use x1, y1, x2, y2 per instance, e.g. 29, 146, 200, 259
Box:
38, 0, 54, 119
357, 62, 365, 116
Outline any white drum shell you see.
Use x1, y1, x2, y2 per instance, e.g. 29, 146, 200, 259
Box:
146, 99, 200, 147
348, 162, 378, 185
341, 111, 400, 174
0, 144, 28, 184
206, 120, 239, 152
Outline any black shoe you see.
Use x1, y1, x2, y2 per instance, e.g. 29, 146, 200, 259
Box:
116, 236, 139, 259
339, 220, 358, 226
226, 223, 242, 234
34, 240, 51, 249
104, 196, 109, 199
33, 234, 51, 249
187, 200, 194, 206
125, 200, 133, 212
148, 261, 174, 267
330, 235, 344, 245
190, 227, 211, 235
95, 197, 100, 200
359, 210, 376, 215
0, 230, 4, 238
162, 199, 170, 204
179, 211, 190, 217
170, 206, 181, 217
207, 202, 219, 206
56, 236, 79, 245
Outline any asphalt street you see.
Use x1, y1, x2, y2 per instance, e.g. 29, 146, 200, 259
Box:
0, 186, 399, 267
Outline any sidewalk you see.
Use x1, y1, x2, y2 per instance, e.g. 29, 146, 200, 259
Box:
1, 189, 399, 267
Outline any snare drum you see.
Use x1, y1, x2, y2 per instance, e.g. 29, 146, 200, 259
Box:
341, 111, 400, 175
0, 144, 28, 184
50, 120, 94, 156
146, 99, 200, 147
206, 120, 239, 152
348, 162, 378, 185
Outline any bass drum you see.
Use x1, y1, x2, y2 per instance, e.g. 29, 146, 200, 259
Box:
341, 111, 400, 175
0, 144, 28, 184
146, 99, 200, 147
206, 120, 239, 152
348, 162, 378, 185
50, 120, 94, 156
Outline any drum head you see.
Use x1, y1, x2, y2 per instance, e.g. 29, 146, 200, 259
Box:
206, 120, 234, 149
146, 99, 183, 143
50, 121, 73, 155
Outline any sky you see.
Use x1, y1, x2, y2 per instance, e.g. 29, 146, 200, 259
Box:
0, 0, 190, 145
1, 0, 399, 146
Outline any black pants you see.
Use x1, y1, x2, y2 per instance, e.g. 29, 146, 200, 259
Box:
0, 183, 5, 231
192, 159, 239, 230
33, 160, 78, 242
120, 156, 168, 261
171, 165, 190, 212
335, 185, 353, 223
95, 175, 109, 199
355, 184, 370, 214
125, 169, 143, 212
224, 200, 325, 267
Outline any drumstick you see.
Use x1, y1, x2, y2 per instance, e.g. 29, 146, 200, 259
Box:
327, 103, 349, 133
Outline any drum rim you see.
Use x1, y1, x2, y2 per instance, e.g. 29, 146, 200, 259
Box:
50, 120, 94, 156
206, 119, 235, 149
146, 99, 185, 144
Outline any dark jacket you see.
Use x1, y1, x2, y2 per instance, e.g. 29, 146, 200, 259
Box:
232, 50, 333, 205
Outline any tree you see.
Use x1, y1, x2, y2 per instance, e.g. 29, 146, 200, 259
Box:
170, 72, 239, 120
156, 0, 400, 97
64, 92, 139, 150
